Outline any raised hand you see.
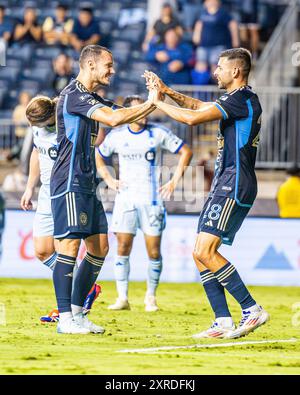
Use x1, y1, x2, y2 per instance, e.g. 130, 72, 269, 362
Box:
142, 70, 166, 94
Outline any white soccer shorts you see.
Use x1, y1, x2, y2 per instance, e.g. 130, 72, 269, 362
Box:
33, 184, 54, 237
110, 199, 166, 236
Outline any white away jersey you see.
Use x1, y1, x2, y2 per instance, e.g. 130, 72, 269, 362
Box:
98, 123, 184, 204
32, 125, 58, 185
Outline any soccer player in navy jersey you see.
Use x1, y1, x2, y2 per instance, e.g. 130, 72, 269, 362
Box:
144, 48, 269, 339
51, 45, 156, 334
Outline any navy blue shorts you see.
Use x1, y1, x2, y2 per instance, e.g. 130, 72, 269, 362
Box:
197, 195, 251, 245
51, 192, 108, 239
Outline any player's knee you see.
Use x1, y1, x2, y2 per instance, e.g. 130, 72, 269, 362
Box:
118, 241, 132, 256
35, 249, 52, 262
193, 246, 214, 267
148, 248, 160, 260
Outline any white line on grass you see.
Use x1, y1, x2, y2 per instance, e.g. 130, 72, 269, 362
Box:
119, 338, 298, 354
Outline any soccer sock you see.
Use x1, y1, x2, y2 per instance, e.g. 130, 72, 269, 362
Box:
42, 252, 57, 271
71, 253, 104, 309
114, 256, 130, 300
53, 254, 76, 313
200, 270, 232, 319
147, 257, 163, 296
214, 262, 256, 310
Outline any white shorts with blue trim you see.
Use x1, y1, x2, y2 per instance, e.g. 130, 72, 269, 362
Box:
33, 184, 54, 237
110, 198, 166, 237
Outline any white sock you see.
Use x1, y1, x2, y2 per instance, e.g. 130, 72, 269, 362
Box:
71, 304, 83, 316
245, 304, 260, 313
59, 312, 72, 323
147, 257, 163, 296
216, 317, 234, 328
114, 256, 130, 300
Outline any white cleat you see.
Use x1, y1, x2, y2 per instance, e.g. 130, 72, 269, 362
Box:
225, 306, 270, 339
73, 313, 105, 334
107, 298, 131, 311
144, 294, 159, 312
192, 321, 235, 339
57, 318, 90, 335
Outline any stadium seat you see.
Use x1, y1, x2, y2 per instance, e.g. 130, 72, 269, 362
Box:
18, 79, 41, 93
6, 45, 33, 63
0, 66, 20, 83
35, 46, 62, 61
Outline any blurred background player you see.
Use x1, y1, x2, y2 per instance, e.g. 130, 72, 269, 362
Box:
144, 47, 269, 339
97, 95, 192, 311
50, 45, 157, 335
277, 165, 300, 218
20, 96, 101, 323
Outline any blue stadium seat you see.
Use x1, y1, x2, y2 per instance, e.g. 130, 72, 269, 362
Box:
18, 79, 41, 92
6, 45, 33, 63
35, 46, 62, 61
0, 66, 20, 83
21, 67, 54, 87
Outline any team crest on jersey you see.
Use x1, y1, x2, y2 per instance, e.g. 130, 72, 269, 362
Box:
145, 150, 155, 161
79, 212, 88, 226
48, 146, 58, 160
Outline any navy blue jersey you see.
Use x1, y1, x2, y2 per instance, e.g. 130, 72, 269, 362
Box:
50, 79, 116, 198
212, 86, 262, 206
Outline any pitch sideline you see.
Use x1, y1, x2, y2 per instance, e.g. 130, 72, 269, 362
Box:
118, 338, 298, 354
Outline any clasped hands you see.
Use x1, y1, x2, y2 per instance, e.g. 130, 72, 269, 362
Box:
142, 70, 165, 107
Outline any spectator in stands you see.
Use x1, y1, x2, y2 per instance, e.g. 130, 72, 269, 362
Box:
70, 6, 101, 52
179, 0, 203, 33
52, 53, 74, 95
277, 166, 300, 218
238, 1, 260, 60
145, 27, 193, 85
142, 2, 183, 52
12, 91, 32, 139
14, 7, 42, 46
0, 5, 13, 44
42, 3, 74, 47
192, 0, 239, 85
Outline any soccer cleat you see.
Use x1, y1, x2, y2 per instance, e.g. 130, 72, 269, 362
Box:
192, 321, 235, 339
144, 294, 159, 312
107, 298, 130, 311
83, 283, 102, 315
40, 309, 60, 323
57, 318, 90, 334
73, 312, 105, 334
225, 306, 270, 339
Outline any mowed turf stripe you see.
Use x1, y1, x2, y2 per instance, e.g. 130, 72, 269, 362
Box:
119, 338, 298, 354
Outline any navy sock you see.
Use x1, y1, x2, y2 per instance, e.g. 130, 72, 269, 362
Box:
71, 253, 104, 307
200, 270, 231, 318
214, 262, 256, 310
53, 254, 76, 313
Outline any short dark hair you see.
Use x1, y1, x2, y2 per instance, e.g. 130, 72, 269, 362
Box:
123, 95, 145, 107
220, 48, 252, 78
287, 165, 300, 177
79, 45, 112, 68
56, 3, 68, 10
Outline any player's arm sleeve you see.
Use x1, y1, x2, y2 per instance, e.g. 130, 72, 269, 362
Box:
66, 91, 106, 119
160, 127, 185, 154
97, 133, 115, 158
214, 94, 249, 120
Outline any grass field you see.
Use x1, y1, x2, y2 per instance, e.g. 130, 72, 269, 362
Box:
0, 278, 299, 375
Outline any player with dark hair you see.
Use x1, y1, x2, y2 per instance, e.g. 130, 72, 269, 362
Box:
144, 47, 269, 339
51, 45, 156, 334
97, 95, 192, 311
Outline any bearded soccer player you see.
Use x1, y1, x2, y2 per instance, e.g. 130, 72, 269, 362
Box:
51, 45, 156, 334
144, 48, 269, 339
